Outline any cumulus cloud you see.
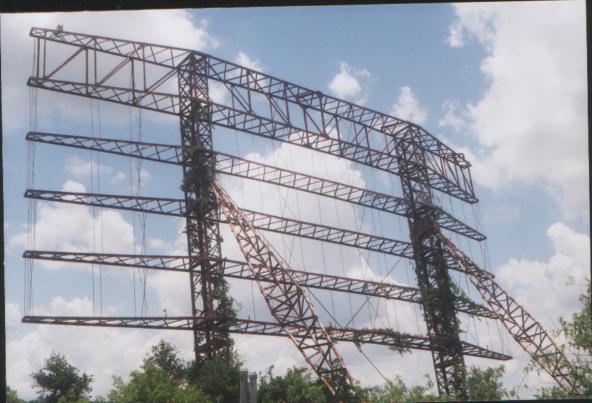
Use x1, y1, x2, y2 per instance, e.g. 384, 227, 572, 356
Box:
9, 180, 135, 261
8, 297, 197, 400
390, 86, 428, 125
438, 99, 466, 132
497, 222, 590, 329
65, 155, 112, 178
448, 1, 588, 220
235, 51, 264, 72
328, 62, 372, 103
1, 10, 218, 133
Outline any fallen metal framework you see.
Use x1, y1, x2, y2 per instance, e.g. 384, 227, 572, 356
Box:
21, 26, 578, 398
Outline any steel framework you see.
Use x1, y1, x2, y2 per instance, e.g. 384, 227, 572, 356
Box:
20, 26, 579, 398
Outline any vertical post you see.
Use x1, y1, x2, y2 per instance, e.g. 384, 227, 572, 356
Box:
468, 376, 476, 400
396, 129, 467, 399
249, 372, 258, 403
177, 54, 233, 366
239, 369, 249, 403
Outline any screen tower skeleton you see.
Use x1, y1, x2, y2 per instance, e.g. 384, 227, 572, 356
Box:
21, 26, 581, 398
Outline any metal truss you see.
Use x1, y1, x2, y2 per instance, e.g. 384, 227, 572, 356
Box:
212, 182, 354, 396
441, 235, 580, 393
177, 54, 228, 362
25, 188, 490, 276
21, 315, 511, 361
23, 250, 497, 320
28, 26, 477, 203
26, 131, 485, 242
22, 26, 578, 397
396, 132, 467, 397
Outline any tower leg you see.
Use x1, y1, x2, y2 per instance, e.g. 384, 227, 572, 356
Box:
177, 55, 233, 365
397, 133, 467, 399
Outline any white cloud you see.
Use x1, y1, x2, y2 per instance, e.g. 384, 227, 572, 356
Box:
6, 303, 21, 331
65, 155, 112, 178
9, 181, 135, 261
438, 99, 466, 131
8, 298, 196, 400
110, 171, 126, 184
448, 1, 588, 220
390, 86, 428, 125
1, 10, 218, 133
235, 51, 264, 72
497, 222, 590, 329
328, 62, 372, 103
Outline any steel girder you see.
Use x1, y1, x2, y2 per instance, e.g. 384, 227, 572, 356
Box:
177, 54, 229, 363
26, 131, 485, 242
396, 136, 467, 398
24, 188, 492, 276
28, 26, 476, 203
212, 182, 354, 397
23, 250, 497, 320
21, 315, 511, 361
23, 26, 578, 396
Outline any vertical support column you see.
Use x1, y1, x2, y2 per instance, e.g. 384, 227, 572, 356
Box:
396, 128, 467, 399
249, 372, 258, 403
177, 54, 234, 366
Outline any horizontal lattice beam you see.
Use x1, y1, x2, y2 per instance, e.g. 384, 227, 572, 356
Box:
26, 131, 485, 242
28, 26, 477, 203
26, 189, 491, 277
23, 250, 496, 320
21, 315, 511, 361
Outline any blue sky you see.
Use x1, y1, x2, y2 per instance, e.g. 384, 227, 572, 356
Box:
3, 2, 589, 399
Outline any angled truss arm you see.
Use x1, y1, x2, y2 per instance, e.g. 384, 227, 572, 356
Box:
440, 235, 579, 392
211, 182, 354, 396
21, 315, 511, 361
26, 131, 485, 242
23, 250, 496, 319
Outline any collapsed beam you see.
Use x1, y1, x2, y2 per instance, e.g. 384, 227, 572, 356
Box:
23, 250, 497, 320
213, 182, 355, 394
441, 235, 580, 393
26, 131, 485, 242
21, 315, 511, 361
25, 189, 492, 277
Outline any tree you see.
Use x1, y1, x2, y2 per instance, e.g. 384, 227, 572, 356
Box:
107, 362, 210, 403
145, 339, 187, 380
530, 279, 592, 399
31, 352, 93, 403
257, 366, 326, 403
188, 348, 242, 403
363, 374, 440, 403
467, 366, 512, 400
6, 386, 25, 403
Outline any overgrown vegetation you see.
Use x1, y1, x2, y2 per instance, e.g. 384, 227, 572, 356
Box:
528, 279, 592, 399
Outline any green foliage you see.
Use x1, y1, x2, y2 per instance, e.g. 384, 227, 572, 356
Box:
6, 386, 25, 403
529, 279, 592, 399
107, 362, 210, 403
31, 352, 93, 403
364, 374, 441, 403
258, 366, 326, 403
467, 365, 508, 400
145, 339, 187, 380
188, 349, 242, 403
